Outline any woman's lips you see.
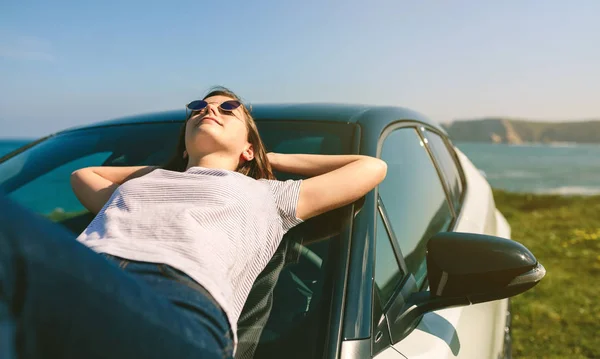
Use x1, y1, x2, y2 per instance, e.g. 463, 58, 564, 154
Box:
197, 117, 221, 126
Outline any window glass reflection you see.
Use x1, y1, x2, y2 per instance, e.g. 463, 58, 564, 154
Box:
426, 131, 463, 211
379, 128, 453, 286
374, 210, 404, 306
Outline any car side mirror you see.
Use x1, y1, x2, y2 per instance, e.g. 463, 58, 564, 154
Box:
392, 232, 545, 341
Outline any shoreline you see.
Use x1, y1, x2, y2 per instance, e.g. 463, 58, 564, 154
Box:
493, 187, 600, 198
502, 187, 600, 197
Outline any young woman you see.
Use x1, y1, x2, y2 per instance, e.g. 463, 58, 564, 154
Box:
0, 87, 387, 359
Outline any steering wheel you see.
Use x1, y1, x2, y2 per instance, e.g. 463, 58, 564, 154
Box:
292, 241, 323, 269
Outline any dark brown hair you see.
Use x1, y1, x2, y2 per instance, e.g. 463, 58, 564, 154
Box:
162, 86, 275, 180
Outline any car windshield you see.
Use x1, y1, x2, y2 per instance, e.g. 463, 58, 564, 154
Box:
0, 119, 356, 359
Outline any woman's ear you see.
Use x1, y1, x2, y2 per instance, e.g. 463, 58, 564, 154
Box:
241, 145, 254, 161
183, 150, 188, 159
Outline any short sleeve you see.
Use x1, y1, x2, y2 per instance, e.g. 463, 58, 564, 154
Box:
261, 179, 304, 232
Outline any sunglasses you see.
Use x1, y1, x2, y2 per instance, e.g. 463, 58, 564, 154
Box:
186, 100, 242, 119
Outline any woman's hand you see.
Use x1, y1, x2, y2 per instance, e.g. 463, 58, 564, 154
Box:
268, 153, 387, 221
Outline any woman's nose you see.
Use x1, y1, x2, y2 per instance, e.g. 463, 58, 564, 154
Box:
206, 103, 220, 116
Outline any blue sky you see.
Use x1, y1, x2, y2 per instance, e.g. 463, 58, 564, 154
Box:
1, 0, 599, 138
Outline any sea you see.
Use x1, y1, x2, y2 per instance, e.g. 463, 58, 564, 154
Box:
1, 139, 600, 196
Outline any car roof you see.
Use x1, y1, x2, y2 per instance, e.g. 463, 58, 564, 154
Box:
61, 103, 445, 134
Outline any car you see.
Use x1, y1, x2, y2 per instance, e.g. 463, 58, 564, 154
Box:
0, 103, 545, 359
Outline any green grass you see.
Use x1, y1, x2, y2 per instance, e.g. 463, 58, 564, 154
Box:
493, 189, 600, 359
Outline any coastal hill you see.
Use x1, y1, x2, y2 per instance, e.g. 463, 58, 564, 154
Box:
442, 118, 600, 144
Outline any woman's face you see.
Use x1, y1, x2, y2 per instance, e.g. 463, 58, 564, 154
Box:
184, 95, 253, 162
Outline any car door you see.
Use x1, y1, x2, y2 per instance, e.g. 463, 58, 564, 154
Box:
412, 128, 508, 359
372, 124, 507, 359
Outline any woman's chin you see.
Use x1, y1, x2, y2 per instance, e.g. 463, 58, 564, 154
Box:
188, 134, 227, 153
193, 125, 222, 138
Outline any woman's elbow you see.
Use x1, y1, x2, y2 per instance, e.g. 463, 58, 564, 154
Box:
70, 169, 83, 190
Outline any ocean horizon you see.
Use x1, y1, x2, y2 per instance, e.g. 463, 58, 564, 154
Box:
1, 139, 599, 196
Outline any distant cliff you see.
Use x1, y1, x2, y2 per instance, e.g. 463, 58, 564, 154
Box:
442, 118, 600, 144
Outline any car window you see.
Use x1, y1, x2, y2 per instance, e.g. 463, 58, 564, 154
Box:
0, 119, 355, 359
8, 152, 112, 218
0, 121, 354, 219
374, 208, 404, 307
259, 121, 351, 181
378, 127, 453, 286
0, 123, 182, 220
425, 130, 463, 211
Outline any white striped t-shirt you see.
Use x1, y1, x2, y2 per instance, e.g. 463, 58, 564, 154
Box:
76, 166, 303, 349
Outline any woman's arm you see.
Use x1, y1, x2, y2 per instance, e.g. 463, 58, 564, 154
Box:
70, 166, 157, 214
268, 153, 387, 221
